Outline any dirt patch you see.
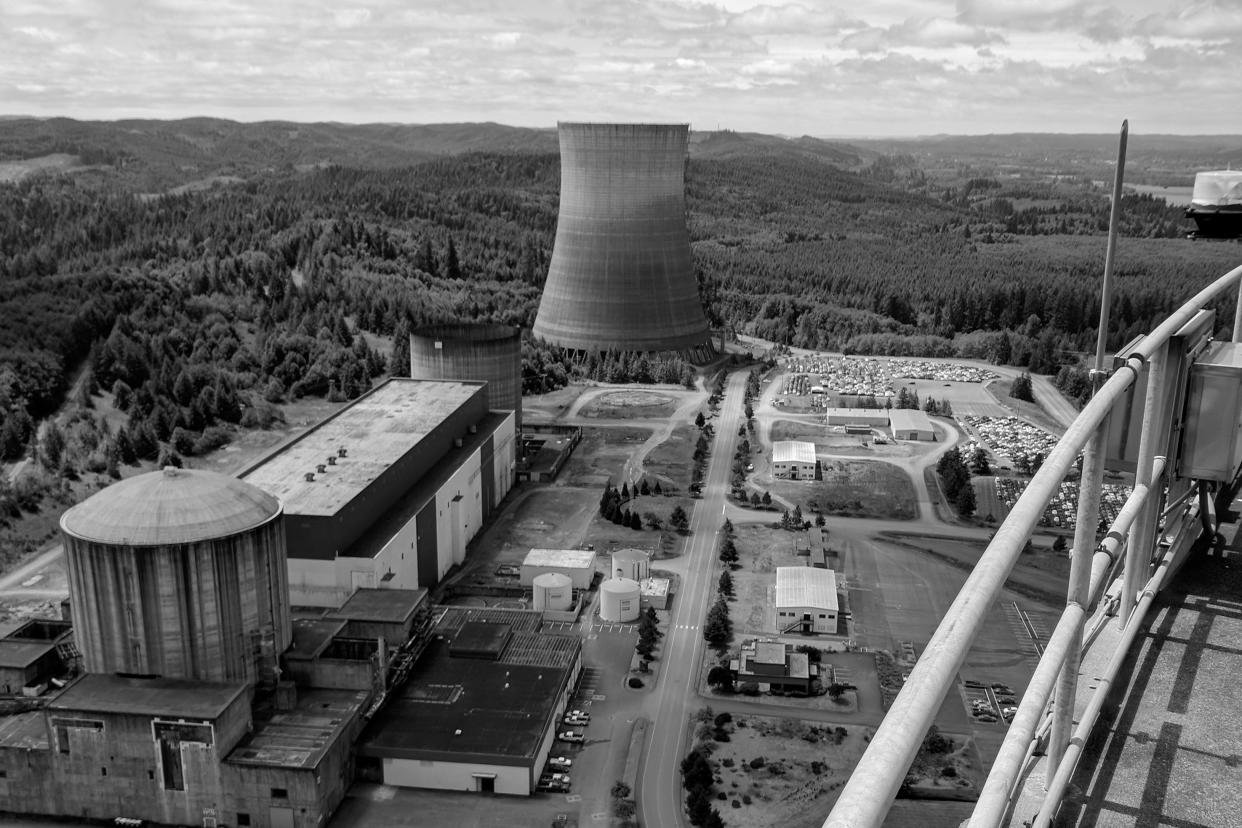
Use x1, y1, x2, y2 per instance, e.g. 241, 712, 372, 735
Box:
699, 713, 871, 828
579, 390, 679, 419
560, 426, 652, 487
770, 460, 917, 520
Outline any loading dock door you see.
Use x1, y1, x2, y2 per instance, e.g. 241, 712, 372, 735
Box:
269, 807, 294, 828
473, 773, 496, 793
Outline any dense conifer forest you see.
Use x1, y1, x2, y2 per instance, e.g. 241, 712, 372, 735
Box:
0, 120, 1239, 525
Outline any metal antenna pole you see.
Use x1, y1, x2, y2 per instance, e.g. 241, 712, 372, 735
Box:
1050, 119, 1128, 781
1094, 120, 1128, 375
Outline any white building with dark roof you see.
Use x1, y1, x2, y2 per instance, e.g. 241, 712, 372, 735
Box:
775, 567, 839, 634
772, 440, 818, 479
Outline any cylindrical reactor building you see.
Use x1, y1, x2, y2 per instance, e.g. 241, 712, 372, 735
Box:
410, 323, 522, 429
59, 467, 291, 685
532, 123, 714, 358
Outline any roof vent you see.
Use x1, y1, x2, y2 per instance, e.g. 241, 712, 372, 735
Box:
454, 438, 463, 448
304, 472, 315, 482
468, 424, 478, 434
338, 447, 348, 458
327, 456, 336, 465
316, 464, 327, 474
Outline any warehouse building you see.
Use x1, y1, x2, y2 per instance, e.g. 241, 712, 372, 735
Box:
825, 408, 890, 428
889, 408, 937, 441
772, 441, 818, 480
775, 567, 839, 634
356, 607, 581, 795
520, 548, 598, 590
240, 378, 517, 607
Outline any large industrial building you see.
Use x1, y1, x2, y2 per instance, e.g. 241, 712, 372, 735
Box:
357, 607, 581, 795
532, 122, 714, 361
239, 378, 516, 607
0, 468, 371, 828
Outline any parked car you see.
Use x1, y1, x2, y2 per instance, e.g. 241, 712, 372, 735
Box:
547, 756, 572, 770
565, 709, 590, 721
540, 772, 571, 785
537, 781, 569, 794
558, 731, 584, 743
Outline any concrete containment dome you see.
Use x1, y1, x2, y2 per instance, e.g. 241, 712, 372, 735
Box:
532, 571, 573, 612
410, 323, 522, 428
600, 577, 641, 623
59, 467, 291, 685
532, 122, 714, 359
60, 465, 280, 544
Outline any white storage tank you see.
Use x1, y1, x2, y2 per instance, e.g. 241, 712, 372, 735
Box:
532, 571, 573, 612
600, 577, 641, 622
611, 548, 650, 581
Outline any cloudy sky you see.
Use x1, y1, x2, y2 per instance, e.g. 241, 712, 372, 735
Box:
2, 0, 1239, 136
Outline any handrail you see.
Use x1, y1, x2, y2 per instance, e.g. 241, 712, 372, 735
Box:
823, 263, 1242, 828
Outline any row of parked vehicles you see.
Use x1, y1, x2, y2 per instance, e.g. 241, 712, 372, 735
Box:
536, 710, 592, 793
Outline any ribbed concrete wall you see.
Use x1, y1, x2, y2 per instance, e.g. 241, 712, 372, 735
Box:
410, 323, 522, 429
62, 516, 291, 684
532, 122, 713, 355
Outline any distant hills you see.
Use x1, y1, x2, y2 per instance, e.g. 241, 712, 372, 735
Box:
0, 117, 1238, 190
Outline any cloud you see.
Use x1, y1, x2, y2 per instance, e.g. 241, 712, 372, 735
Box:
844, 17, 1004, 52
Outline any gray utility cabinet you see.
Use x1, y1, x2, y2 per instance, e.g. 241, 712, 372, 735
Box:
1181, 340, 1242, 481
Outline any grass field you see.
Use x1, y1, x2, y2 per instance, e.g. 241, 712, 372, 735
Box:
643, 423, 697, 490
770, 460, 917, 520
699, 714, 871, 828
578, 389, 680, 419
560, 426, 652, 486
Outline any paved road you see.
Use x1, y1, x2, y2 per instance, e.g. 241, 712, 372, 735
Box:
637, 370, 746, 828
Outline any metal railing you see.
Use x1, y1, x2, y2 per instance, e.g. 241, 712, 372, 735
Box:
823, 262, 1242, 828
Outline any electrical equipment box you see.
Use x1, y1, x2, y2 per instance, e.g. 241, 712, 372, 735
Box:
1106, 309, 1216, 474
1180, 340, 1242, 481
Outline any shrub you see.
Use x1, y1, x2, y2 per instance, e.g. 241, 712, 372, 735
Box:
628, 677, 644, 688
749, 757, 765, 770
739, 682, 760, 696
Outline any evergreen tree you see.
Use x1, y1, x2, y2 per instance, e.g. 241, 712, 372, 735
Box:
954, 482, 977, 517
446, 237, 462, 280
1010, 371, 1035, 402
389, 321, 411, 378
718, 570, 734, 598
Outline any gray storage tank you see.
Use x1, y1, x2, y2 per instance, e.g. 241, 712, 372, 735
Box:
410, 322, 522, 430
59, 467, 291, 686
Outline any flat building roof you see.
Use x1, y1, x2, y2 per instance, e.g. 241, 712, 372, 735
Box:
523, 548, 597, 569
888, 408, 935, 431
333, 588, 428, 624
240, 378, 484, 516
49, 674, 249, 719
227, 688, 366, 770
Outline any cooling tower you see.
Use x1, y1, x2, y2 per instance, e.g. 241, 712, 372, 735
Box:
532, 122, 714, 359
410, 323, 522, 429
59, 467, 291, 685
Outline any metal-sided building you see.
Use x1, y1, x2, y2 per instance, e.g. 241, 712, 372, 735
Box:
888, 408, 936, 441
240, 378, 517, 607
772, 440, 818, 480
824, 408, 890, 428
775, 567, 839, 634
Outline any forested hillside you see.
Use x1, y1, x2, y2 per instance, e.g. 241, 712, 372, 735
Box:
1, 119, 1240, 526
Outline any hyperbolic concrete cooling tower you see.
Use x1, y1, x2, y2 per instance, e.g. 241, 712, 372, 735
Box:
532, 122, 714, 360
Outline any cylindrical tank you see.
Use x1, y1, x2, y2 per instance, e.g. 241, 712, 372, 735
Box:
532, 571, 573, 612
409, 323, 522, 430
532, 123, 714, 359
611, 548, 650, 581
599, 577, 641, 623
59, 467, 291, 686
